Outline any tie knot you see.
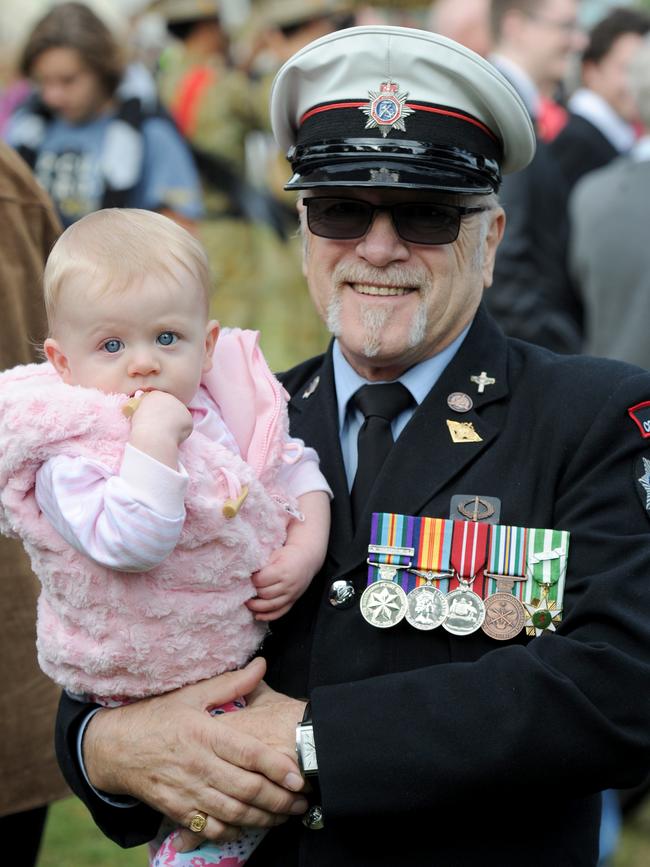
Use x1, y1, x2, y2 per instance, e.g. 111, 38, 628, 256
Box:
352, 382, 413, 422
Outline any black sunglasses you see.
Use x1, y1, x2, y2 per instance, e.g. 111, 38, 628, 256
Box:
304, 197, 490, 246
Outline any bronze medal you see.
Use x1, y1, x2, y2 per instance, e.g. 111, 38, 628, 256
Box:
482, 592, 526, 640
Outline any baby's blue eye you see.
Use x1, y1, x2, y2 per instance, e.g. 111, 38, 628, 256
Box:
157, 331, 178, 346
103, 339, 123, 353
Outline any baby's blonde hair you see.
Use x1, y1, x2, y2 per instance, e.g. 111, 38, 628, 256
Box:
44, 209, 211, 330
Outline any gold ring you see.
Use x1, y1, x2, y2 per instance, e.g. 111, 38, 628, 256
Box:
189, 812, 208, 833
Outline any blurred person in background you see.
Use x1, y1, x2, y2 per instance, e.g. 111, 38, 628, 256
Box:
486, 0, 585, 353
0, 139, 67, 867
427, 0, 492, 57
4, 1, 203, 229
153, 0, 354, 370
152, 0, 337, 370
569, 34, 650, 369
551, 5, 650, 191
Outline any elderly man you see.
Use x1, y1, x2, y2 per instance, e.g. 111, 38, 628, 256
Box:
55, 26, 650, 867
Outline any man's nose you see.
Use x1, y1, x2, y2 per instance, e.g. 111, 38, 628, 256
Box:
355, 209, 410, 266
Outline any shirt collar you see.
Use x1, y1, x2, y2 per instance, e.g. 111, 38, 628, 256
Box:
568, 88, 637, 153
332, 325, 470, 434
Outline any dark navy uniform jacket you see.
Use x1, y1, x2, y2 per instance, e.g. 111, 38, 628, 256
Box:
56, 306, 650, 866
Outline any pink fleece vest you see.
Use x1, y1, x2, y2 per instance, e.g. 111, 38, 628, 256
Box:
0, 329, 295, 699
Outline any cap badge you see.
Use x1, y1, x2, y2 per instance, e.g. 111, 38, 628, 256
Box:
360, 80, 414, 138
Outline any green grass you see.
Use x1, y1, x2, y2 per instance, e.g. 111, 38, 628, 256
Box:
38, 797, 147, 866
38, 793, 650, 866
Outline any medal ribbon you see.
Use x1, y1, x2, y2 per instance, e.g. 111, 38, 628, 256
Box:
487, 524, 528, 598
406, 517, 453, 593
367, 512, 416, 588
449, 520, 489, 593
525, 528, 569, 605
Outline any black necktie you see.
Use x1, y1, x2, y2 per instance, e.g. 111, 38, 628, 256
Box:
350, 382, 413, 527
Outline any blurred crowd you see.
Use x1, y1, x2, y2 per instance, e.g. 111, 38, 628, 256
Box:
3, 0, 650, 372
2, 1, 650, 865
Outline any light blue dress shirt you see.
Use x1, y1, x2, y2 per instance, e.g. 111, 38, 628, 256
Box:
333, 325, 470, 488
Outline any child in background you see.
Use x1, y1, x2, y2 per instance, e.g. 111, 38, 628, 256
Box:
0, 209, 331, 866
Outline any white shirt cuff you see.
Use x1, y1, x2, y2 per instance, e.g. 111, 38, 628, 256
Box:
77, 708, 139, 808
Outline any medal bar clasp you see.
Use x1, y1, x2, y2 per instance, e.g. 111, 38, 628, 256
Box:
407, 568, 454, 584
484, 571, 526, 582
367, 544, 416, 558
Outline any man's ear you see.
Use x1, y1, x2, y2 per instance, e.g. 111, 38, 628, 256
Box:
43, 338, 72, 382
296, 199, 310, 278
202, 320, 220, 373
481, 207, 506, 289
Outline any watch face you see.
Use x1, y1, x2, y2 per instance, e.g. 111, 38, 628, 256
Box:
299, 725, 318, 774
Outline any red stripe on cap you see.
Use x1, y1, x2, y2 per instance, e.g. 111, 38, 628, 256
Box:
406, 103, 498, 142
300, 101, 365, 124
299, 100, 498, 143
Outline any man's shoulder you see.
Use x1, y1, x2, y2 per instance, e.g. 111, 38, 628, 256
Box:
552, 112, 601, 147
277, 354, 327, 397
570, 155, 632, 210
511, 337, 650, 405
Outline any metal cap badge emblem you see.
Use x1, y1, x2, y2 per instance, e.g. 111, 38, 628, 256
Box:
361, 81, 415, 137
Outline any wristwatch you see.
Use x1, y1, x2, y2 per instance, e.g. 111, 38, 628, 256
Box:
295, 702, 319, 778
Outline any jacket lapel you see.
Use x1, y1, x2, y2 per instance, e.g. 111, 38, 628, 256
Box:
287, 346, 354, 568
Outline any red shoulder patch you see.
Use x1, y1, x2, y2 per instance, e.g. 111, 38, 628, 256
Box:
628, 401, 650, 438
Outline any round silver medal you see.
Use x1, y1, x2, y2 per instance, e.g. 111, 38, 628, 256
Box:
360, 580, 407, 629
482, 593, 525, 641
447, 392, 473, 413
443, 588, 485, 635
406, 585, 449, 631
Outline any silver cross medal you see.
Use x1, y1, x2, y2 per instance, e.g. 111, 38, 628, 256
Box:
470, 371, 496, 394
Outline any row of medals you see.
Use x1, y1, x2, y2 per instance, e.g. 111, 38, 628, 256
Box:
360, 562, 527, 641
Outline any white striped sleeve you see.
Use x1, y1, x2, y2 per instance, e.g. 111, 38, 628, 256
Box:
35, 445, 188, 573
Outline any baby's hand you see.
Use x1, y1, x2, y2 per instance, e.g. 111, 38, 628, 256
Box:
246, 544, 316, 622
130, 390, 193, 446
128, 391, 193, 469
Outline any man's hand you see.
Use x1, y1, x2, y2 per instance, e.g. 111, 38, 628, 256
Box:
217, 679, 306, 758
82, 659, 308, 844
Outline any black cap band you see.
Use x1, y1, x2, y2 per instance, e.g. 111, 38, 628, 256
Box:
286, 99, 503, 192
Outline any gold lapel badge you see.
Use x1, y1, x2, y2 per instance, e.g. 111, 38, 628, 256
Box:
447, 420, 483, 443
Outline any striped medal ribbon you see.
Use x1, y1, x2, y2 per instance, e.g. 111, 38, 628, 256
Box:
404, 517, 454, 631
524, 528, 570, 636
443, 521, 489, 635
482, 524, 529, 640
361, 512, 415, 628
